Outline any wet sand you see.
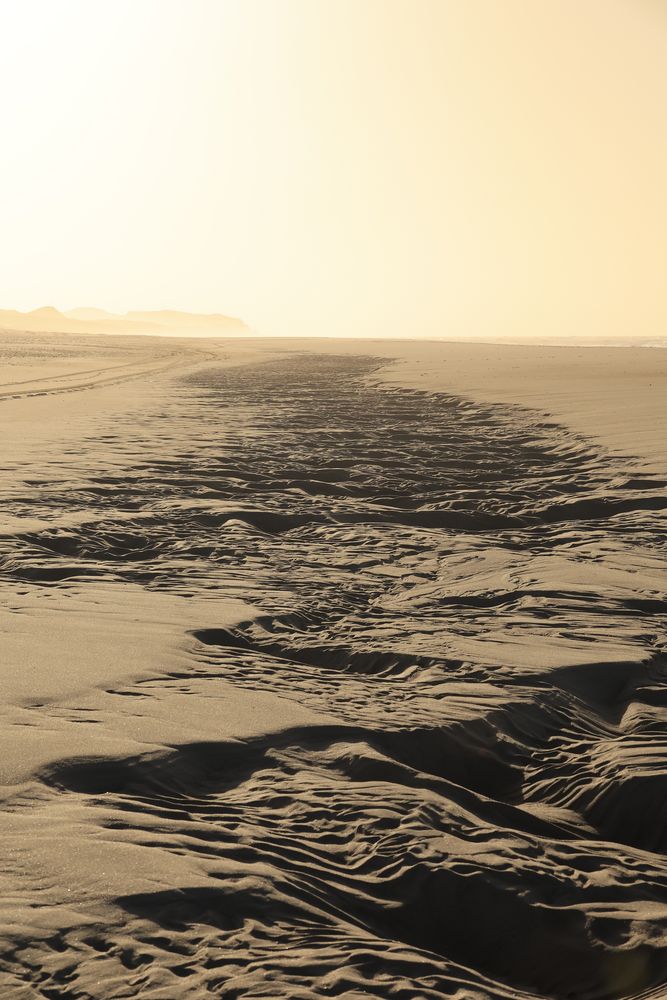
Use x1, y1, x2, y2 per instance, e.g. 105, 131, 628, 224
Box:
1, 330, 666, 998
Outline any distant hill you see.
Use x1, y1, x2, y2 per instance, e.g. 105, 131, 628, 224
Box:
28, 306, 66, 319
66, 307, 121, 322
0, 308, 76, 333
125, 310, 247, 333
0, 306, 251, 338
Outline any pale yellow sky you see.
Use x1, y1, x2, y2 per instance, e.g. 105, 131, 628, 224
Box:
0, 0, 665, 339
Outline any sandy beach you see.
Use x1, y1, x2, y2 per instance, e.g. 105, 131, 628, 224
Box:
0, 329, 665, 998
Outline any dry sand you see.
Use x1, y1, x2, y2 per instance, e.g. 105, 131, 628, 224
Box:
0, 329, 666, 998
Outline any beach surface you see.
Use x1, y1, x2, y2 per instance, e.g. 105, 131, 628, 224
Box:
1, 330, 666, 999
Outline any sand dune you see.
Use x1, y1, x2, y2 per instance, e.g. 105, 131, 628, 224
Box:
1, 331, 666, 998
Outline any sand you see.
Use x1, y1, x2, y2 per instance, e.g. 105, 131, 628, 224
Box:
1, 329, 666, 998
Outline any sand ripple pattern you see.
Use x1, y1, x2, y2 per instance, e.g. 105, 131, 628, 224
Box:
1, 353, 667, 998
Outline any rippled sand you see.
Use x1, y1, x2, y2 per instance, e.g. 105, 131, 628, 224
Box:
1, 331, 666, 999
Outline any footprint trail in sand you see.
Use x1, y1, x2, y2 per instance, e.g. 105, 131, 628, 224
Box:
1, 343, 666, 999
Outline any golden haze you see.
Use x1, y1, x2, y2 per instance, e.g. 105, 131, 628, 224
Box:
0, 0, 665, 339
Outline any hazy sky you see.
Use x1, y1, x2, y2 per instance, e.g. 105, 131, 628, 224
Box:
1, 0, 666, 338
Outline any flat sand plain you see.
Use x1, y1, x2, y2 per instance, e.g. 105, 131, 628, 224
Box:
1, 330, 666, 999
